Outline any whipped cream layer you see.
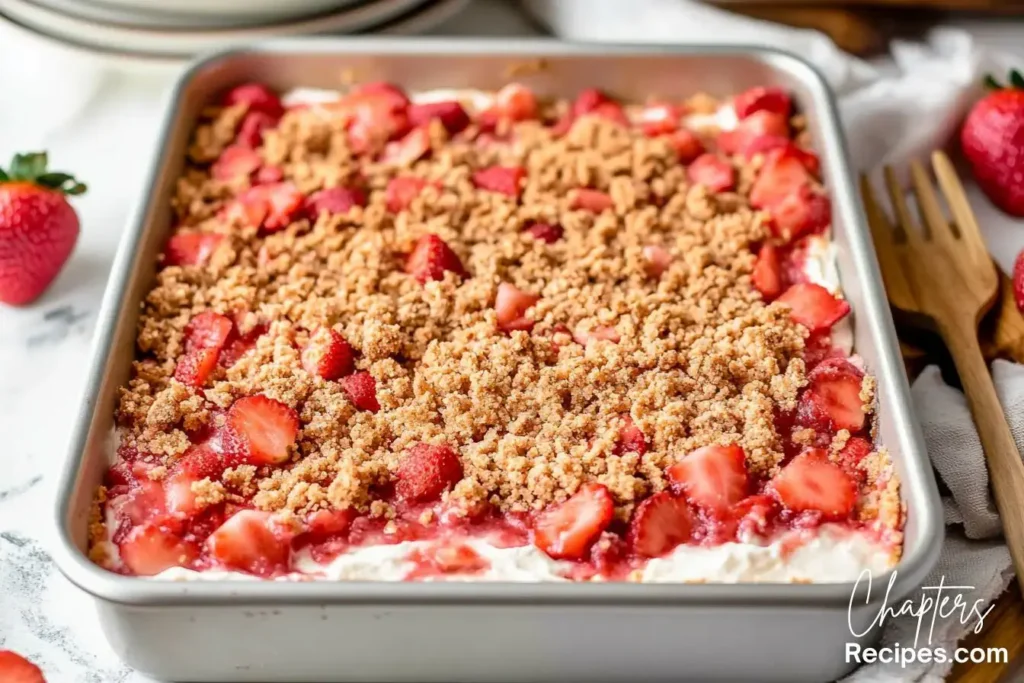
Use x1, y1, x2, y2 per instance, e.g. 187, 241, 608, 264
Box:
149, 524, 891, 583
127, 88, 885, 584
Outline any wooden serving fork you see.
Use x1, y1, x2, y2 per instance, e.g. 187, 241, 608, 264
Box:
860, 151, 1024, 592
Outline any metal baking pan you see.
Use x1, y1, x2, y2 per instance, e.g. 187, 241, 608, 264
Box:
53, 38, 943, 682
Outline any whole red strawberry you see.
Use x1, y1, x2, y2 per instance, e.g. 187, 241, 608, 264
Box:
961, 71, 1024, 217
0, 152, 85, 305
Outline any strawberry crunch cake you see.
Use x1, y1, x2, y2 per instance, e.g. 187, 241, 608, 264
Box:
88, 78, 903, 582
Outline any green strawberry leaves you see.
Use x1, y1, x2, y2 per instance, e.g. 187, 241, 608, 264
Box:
984, 69, 1024, 91
0, 152, 86, 195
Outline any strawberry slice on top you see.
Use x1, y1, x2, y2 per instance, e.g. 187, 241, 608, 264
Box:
227, 395, 300, 466
174, 311, 233, 387
798, 358, 867, 433
472, 166, 526, 198
752, 243, 783, 299
386, 176, 433, 212
164, 232, 223, 267
302, 327, 355, 380
776, 282, 850, 333
614, 415, 647, 456
303, 187, 367, 221
222, 82, 284, 119
495, 282, 540, 332
533, 482, 615, 560
407, 101, 471, 136
687, 154, 736, 192
750, 147, 811, 209
493, 83, 539, 122
771, 450, 857, 518
405, 234, 467, 284
628, 491, 694, 558
119, 522, 198, 576
396, 442, 464, 503
733, 86, 792, 119
211, 145, 262, 182
206, 509, 292, 577
667, 444, 749, 512
341, 371, 381, 413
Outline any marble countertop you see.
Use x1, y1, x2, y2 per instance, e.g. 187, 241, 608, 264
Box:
1, 1, 1022, 681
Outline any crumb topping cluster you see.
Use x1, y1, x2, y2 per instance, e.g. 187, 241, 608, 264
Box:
115, 95, 811, 523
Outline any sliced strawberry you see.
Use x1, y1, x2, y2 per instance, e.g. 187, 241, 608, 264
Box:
533, 482, 614, 560
223, 83, 284, 118
573, 88, 611, 116
472, 166, 525, 197
717, 111, 790, 156
302, 327, 355, 380
405, 234, 466, 284
338, 86, 411, 153
750, 147, 811, 209
752, 243, 783, 299
668, 129, 705, 164
227, 395, 299, 466
799, 358, 867, 432
771, 450, 857, 518
495, 282, 540, 332
224, 182, 303, 232
572, 88, 628, 126
638, 103, 680, 136
614, 415, 647, 456
303, 187, 367, 221
182, 310, 234, 353
119, 522, 197, 576
729, 494, 780, 539
261, 182, 304, 232
524, 222, 563, 243
341, 371, 380, 413
642, 245, 672, 278
736, 134, 791, 160
218, 322, 266, 368
776, 283, 850, 333
163, 444, 226, 516
254, 165, 284, 184
494, 83, 539, 121
174, 311, 233, 387
573, 325, 620, 346
211, 145, 262, 181
114, 478, 167, 529
0, 650, 46, 683
408, 101, 470, 135
350, 81, 411, 110
628, 491, 693, 558
769, 187, 831, 241
381, 126, 431, 165
164, 232, 223, 267
304, 508, 354, 539
687, 154, 735, 192
571, 188, 613, 213
386, 176, 432, 212
236, 110, 278, 148
837, 436, 872, 482
206, 510, 291, 577
667, 444, 749, 512
396, 442, 464, 502
734, 86, 792, 119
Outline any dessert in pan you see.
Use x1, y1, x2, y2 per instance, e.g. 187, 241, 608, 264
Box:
88, 78, 902, 582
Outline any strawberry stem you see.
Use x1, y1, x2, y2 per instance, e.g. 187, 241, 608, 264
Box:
983, 70, 1024, 91
0, 152, 86, 195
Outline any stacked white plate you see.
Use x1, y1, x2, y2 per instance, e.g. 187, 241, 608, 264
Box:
0, 0, 470, 68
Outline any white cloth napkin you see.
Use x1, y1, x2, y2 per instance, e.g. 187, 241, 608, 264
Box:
527, 1, 1024, 680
